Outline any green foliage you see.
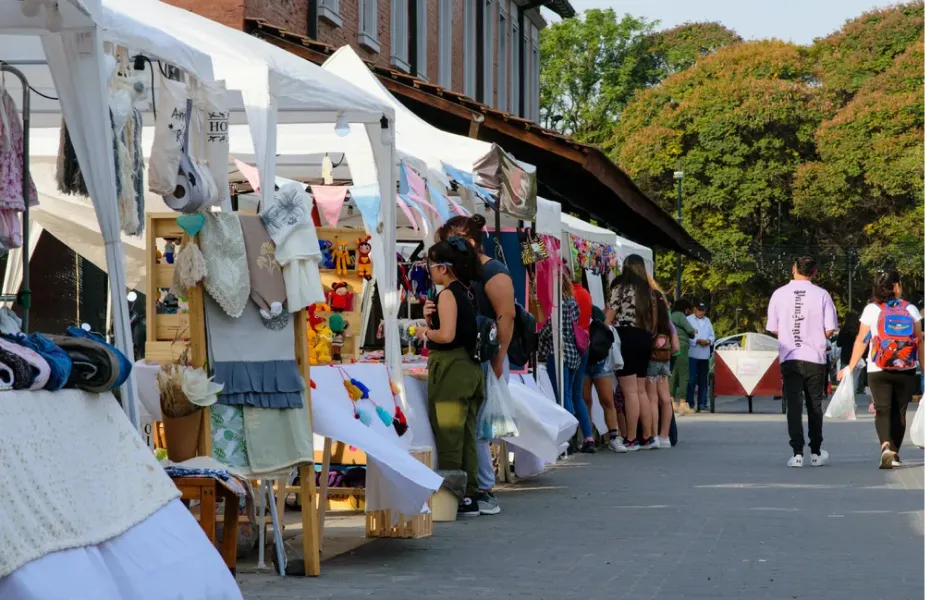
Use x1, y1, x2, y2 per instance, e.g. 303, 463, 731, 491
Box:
539, 9, 658, 145
648, 22, 743, 78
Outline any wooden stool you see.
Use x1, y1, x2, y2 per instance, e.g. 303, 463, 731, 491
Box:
172, 477, 240, 575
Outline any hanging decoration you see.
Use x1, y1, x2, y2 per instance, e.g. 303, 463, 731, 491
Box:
311, 185, 349, 227
338, 367, 372, 426
427, 182, 451, 223
234, 158, 261, 193
388, 374, 408, 436
567, 234, 620, 277
395, 194, 419, 232
349, 183, 380, 230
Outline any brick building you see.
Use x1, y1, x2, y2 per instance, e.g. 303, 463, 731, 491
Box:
163, 0, 576, 122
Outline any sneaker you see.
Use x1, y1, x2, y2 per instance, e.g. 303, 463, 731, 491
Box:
607, 437, 628, 453
879, 447, 895, 470
658, 436, 672, 448
810, 450, 829, 467
475, 491, 500, 515
893, 454, 903, 468
458, 496, 481, 518
641, 437, 659, 450
787, 454, 804, 468
623, 438, 640, 452
579, 440, 597, 454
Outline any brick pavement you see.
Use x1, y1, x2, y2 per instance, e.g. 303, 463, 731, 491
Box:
239, 399, 924, 599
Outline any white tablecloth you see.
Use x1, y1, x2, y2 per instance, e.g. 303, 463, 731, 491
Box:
310, 364, 442, 515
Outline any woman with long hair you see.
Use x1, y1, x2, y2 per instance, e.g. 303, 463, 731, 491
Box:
415, 237, 485, 516
605, 254, 658, 451
430, 213, 515, 515
647, 283, 680, 448
840, 270, 924, 469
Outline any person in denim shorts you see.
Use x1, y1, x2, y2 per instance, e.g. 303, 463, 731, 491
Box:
583, 306, 622, 451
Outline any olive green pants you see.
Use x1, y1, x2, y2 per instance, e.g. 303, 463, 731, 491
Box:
670, 348, 690, 400
427, 347, 484, 497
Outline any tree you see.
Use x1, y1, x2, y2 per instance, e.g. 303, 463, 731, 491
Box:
648, 22, 742, 79
608, 41, 826, 334
539, 9, 658, 145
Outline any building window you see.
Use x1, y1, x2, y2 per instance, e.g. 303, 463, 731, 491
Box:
318, 0, 342, 28
511, 17, 520, 115
498, 6, 508, 112
414, 0, 427, 80
358, 0, 379, 53
531, 26, 539, 122
390, 0, 410, 72
438, 0, 452, 88
483, 0, 494, 106
464, 1, 476, 96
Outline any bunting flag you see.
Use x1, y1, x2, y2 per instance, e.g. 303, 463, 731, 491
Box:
402, 194, 431, 238
311, 185, 349, 227
395, 194, 419, 232
234, 158, 261, 193
349, 184, 381, 230
399, 162, 411, 195
404, 163, 427, 202
426, 182, 451, 223
442, 162, 474, 187
446, 193, 470, 216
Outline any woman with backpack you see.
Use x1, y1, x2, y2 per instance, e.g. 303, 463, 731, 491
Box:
416, 237, 485, 516
538, 269, 597, 453
583, 305, 622, 452
431, 214, 515, 515
606, 254, 658, 451
647, 287, 680, 448
840, 269, 924, 469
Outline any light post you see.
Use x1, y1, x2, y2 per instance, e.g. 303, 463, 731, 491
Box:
673, 163, 684, 301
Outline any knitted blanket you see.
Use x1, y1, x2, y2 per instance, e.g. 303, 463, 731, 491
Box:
0, 389, 180, 577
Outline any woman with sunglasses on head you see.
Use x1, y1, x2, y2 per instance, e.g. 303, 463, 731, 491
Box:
430, 213, 514, 515
416, 237, 485, 517
606, 254, 658, 451
840, 269, 924, 469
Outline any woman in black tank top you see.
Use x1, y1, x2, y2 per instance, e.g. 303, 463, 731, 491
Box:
415, 237, 486, 517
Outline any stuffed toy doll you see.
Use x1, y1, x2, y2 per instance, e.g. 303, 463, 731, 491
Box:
318, 240, 334, 269
329, 313, 348, 361
333, 238, 351, 275
327, 282, 353, 312
355, 235, 373, 280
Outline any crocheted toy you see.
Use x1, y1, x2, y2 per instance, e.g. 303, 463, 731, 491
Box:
307, 303, 333, 365
339, 368, 372, 426
327, 282, 353, 312
388, 374, 408, 436
333, 238, 351, 275
329, 314, 348, 362
318, 240, 334, 269
355, 235, 373, 280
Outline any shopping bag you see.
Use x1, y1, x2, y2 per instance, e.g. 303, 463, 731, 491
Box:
479, 373, 519, 440
825, 371, 856, 420
148, 77, 189, 195
606, 326, 624, 372
910, 403, 925, 448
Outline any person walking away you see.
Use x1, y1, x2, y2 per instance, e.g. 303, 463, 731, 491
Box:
766, 256, 837, 468
648, 289, 680, 448
433, 214, 515, 515
417, 238, 485, 517
670, 298, 696, 415
606, 254, 658, 450
583, 305, 621, 451
538, 270, 596, 452
686, 303, 715, 412
837, 311, 870, 398
840, 269, 923, 469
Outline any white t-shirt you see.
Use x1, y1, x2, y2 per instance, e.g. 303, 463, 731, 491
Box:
859, 301, 922, 373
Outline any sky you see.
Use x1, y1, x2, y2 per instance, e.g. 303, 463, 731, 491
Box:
542, 0, 902, 44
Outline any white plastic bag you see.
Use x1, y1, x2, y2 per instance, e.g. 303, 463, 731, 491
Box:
479, 373, 519, 440
910, 404, 925, 448
825, 370, 857, 420
148, 77, 189, 195
195, 80, 230, 209
606, 326, 624, 372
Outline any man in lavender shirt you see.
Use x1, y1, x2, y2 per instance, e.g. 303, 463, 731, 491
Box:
766, 257, 838, 468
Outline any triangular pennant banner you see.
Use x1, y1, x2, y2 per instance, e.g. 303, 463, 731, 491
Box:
446, 193, 469, 216
399, 162, 411, 195
405, 164, 427, 203
234, 158, 261, 193
395, 194, 419, 232
349, 184, 380, 230
442, 162, 474, 187
402, 194, 431, 238
311, 185, 349, 227
427, 182, 451, 223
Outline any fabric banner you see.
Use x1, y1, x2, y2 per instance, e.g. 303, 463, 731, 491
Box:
349, 183, 381, 230
427, 182, 451, 223
398, 162, 410, 195
311, 185, 349, 227
404, 164, 427, 203
442, 162, 474, 187
395, 194, 418, 232
234, 158, 261, 193
401, 194, 431, 237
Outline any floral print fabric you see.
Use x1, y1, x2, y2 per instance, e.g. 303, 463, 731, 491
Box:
0, 88, 38, 250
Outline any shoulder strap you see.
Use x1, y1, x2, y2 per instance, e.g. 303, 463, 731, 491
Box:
181, 97, 193, 154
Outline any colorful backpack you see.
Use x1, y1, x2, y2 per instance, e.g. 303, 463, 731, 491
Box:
872, 300, 918, 371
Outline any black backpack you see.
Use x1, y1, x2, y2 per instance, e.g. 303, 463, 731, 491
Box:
588, 320, 615, 363
507, 303, 536, 366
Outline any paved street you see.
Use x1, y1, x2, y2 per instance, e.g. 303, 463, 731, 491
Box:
240, 398, 924, 599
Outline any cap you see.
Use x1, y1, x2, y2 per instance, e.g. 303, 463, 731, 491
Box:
696, 303, 707, 310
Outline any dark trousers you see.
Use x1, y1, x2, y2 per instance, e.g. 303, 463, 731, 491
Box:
781, 360, 827, 455
686, 357, 709, 409
868, 370, 917, 452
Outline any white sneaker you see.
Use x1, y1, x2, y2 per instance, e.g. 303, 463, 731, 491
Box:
658, 436, 672, 448
879, 447, 895, 470
787, 454, 804, 468
607, 438, 628, 453
811, 450, 829, 467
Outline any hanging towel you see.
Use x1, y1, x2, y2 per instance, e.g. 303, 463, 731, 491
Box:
205, 294, 303, 409
200, 212, 251, 319
259, 182, 324, 312
242, 401, 314, 475
238, 214, 288, 330
210, 403, 251, 468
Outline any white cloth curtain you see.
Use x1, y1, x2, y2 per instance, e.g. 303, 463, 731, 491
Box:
42, 29, 139, 429
2, 221, 43, 308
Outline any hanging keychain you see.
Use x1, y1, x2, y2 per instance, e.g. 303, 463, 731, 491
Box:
388, 371, 409, 436
338, 367, 372, 426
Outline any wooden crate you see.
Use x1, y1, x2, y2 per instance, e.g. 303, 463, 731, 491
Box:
365, 448, 433, 539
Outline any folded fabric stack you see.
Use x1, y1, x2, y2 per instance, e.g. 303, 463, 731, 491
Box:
0, 329, 131, 394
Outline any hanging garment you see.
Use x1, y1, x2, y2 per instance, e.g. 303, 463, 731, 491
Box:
210, 403, 250, 468
199, 212, 251, 319
110, 98, 140, 236
238, 214, 288, 329
242, 402, 314, 475
0, 88, 38, 250
127, 108, 145, 234
55, 120, 89, 196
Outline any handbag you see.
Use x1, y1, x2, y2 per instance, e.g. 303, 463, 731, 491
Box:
652, 333, 672, 362
507, 303, 536, 366
163, 98, 210, 214
573, 322, 590, 355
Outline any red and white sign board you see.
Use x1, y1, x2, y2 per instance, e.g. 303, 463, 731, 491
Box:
714, 350, 782, 397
